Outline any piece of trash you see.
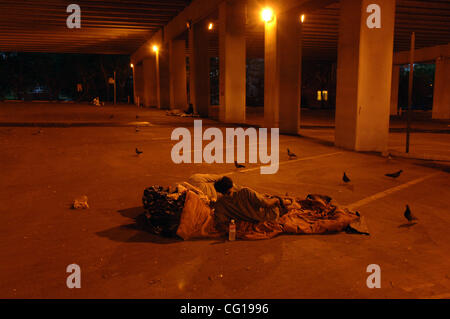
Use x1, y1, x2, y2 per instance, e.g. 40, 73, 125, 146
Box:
346, 215, 370, 235
72, 195, 89, 209
149, 279, 161, 285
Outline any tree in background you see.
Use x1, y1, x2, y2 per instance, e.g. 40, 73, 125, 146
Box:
0, 52, 132, 103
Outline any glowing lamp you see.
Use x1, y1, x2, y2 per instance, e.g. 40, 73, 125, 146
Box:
261, 8, 274, 22
300, 14, 305, 23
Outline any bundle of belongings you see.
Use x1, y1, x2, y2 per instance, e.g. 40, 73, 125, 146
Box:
136, 174, 369, 240
165, 104, 200, 118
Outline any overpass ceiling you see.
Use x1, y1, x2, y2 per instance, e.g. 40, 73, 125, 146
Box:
245, 0, 450, 60
0, 0, 449, 59
0, 0, 192, 54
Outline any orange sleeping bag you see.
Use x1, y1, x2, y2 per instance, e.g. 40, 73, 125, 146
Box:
176, 191, 362, 240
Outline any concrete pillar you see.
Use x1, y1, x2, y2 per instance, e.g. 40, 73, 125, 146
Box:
156, 46, 171, 109
169, 39, 187, 110
131, 63, 136, 105
390, 64, 400, 115
264, 10, 302, 134
218, 0, 246, 123
335, 0, 395, 152
189, 20, 210, 117
432, 56, 450, 119
133, 61, 144, 106
142, 56, 157, 107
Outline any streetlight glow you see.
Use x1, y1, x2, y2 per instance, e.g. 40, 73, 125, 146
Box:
208, 22, 213, 30
152, 45, 159, 53
300, 14, 305, 23
261, 8, 274, 22
130, 63, 134, 68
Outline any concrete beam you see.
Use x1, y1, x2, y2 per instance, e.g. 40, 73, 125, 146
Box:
394, 43, 450, 65
131, 0, 328, 64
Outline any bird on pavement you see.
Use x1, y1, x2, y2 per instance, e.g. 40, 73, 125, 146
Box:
135, 148, 143, 155
404, 205, 418, 223
136, 115, 140, 119
287, 148, 297, 159
234, 161, 245, 168
385, 170, 403, 178
343, 172, 351, 183
135, 127, 140, 133
32, 129, 42, 135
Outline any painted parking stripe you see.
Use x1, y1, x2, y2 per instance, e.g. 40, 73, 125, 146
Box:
226, 151, 343, 175
346, 172, 441, 210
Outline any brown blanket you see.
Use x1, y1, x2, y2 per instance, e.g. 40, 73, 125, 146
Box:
176, 191, 363, 240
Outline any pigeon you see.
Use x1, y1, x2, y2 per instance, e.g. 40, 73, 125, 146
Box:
287, 148, 297, 159
32, 129, 42, 135
385, 170, 403, 178
342, 172, 351, 183
135, 148, 143, 155
404, 205, 417, 222
135, 127, 140, 133
234, 161, 245, 168
136, 115, 140, 119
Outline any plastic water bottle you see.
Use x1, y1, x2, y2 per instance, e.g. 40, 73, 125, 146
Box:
229, 219, 236, 241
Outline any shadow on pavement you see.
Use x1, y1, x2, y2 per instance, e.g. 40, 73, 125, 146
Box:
96, 223, 180, 244
96, 206, 181, 244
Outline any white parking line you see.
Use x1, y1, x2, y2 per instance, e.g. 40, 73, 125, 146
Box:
224, 151, 343, 175
346, 172, 441, 210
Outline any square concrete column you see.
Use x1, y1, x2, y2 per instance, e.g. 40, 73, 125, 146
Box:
432, 56, 450, 119
142, 56, 157, 107
156, 46, 171, 109
189, 21, 210, 117
264, 10, 302, 134
390, 64, 400, 115
218, 0, 246, 124
335, 0, 395, 152
169, 39, 187, 110
133, 62, 144, 106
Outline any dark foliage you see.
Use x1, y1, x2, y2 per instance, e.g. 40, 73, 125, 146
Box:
0, 52, 133, 102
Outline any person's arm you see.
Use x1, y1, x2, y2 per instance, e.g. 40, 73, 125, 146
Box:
262, 197, 280, 207
247, 188, 280, 208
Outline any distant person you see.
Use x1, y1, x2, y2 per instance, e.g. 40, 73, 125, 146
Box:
76, 83, 83, 101
186, 103, 194, 114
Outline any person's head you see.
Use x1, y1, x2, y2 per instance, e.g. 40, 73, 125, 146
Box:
214, 176, 233, 195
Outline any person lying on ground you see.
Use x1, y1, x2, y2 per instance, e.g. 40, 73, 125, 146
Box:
139, 175, 368, 240
211, 176, 289, 232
